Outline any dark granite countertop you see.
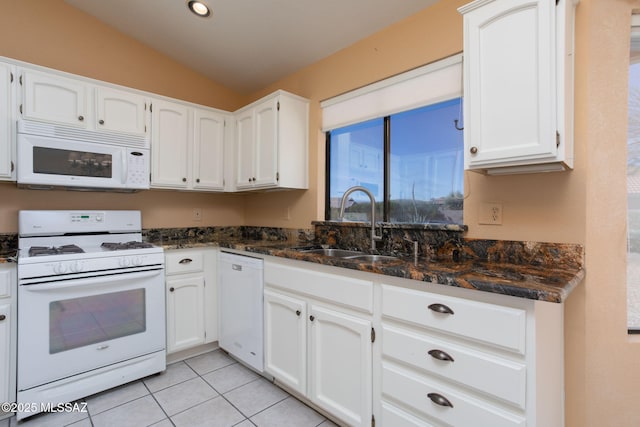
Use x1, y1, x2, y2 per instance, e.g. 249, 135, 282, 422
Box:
2, 224, 584, 303
159, 237, 584, 303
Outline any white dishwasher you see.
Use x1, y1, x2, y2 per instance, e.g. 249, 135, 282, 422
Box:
218, 251, 264, 372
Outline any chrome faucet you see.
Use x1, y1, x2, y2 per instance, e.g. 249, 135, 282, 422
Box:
338, 186, 383, 250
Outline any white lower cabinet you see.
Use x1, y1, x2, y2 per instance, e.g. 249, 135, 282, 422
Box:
264, 260, 374, 427
378, 281, 563, 427
165, 249, 218, 354
263, 257, 565, 427
0, 263, 16, 419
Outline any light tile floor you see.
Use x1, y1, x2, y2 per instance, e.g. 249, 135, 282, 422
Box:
3, 349, 339, 427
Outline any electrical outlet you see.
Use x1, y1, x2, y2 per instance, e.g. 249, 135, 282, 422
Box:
193, 208, 202, 221
283, 207, 291, 221
479, 202, 503, 225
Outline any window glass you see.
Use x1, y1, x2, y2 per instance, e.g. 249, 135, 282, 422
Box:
389, 99, 464, 223
326, 98, 464, 224
628, 41, 640, 331
328, 118, 384, 221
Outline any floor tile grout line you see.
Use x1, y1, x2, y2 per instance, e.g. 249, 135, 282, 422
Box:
142, 379, 176, 427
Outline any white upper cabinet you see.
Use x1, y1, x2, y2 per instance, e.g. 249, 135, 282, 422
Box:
20, 69, 88, 128
151, 99, 191, 189
193, 109, 225, 191
233, 90, 309, 191
0, 61, 15, 181
19, 68, 149, 139
151, 98, 227, 192
459, 0, 577, 174
96, 86, 147, 136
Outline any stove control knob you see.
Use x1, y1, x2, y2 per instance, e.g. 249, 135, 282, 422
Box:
132, 256, 143, 266
119, 257, 131, 267
69, 261, 84, 273
53, 263, 67, 274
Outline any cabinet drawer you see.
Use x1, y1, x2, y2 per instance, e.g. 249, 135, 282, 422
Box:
382, 364, 525, 427
381, 285, 526, 354
165, 251, 204, 275
265, 262, 373, 313
382, 325, 526, 409
381, 401, 436, 427
0, 268, 11, 298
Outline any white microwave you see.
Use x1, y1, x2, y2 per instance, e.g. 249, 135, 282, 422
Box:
17, 120, 150, 191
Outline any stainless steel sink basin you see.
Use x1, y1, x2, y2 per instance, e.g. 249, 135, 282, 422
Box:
298, 248, 364, 257
343, 254, 399, 263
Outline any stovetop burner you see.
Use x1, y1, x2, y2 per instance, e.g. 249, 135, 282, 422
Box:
101, 241, 155, 251
28, 245, 85, 257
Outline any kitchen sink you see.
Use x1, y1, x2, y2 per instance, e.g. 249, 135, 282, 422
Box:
343, 254, 399, 263
297, 248, 364, 257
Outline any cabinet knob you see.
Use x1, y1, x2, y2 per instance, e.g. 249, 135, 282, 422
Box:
295, 310, 301, 316
252, 177, 256, 182
309, 315, 315, 321
78, 115, 84, 121
99, 119, 105, 125
196, 178, 200, 183
248, 178, 252, 183
470, 146, 478, 154
428, 349, 455, 362
169, 287, 175, 292
182, 177, 187, 182
428, 303, 454, 315
427, 393, 453, 408
0, 314, 5, 321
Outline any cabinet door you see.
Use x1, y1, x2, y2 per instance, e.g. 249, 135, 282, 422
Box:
0, 302, 10, 405
21, 69, 88, 128
193, 109, 225, 191
253, 97, 279, 187
264, 289, 307, 395
309, 305, 372, 427
235, 109, 254, 189
166, 276, 205, 353
151, 99, 190, 188
96, 86, 147, 136
463, 0, 557, 169
0, 62, 14, 180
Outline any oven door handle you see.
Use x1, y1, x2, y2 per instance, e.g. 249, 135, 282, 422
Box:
21, 269, 163, 292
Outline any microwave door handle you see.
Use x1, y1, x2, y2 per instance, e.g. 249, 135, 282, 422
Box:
22, 269, 163, 292
122, 151, 128, 184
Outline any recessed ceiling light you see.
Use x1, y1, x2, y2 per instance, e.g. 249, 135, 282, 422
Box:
188, 1, 211, 17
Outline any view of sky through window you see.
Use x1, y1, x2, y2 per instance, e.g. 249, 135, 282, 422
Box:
628, 62, 640, 330
327, 98, 464, 224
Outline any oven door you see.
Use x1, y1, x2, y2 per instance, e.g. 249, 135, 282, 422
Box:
17, 268, 165, 391
17, 132, 129, 190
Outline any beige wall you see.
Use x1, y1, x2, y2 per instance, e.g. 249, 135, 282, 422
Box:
0, 0, 247, 232
1, 0, 640, 424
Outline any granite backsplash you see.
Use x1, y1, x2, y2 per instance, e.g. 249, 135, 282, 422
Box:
142, 222, 583, 271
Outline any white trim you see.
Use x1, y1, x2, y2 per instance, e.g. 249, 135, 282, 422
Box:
321, 54, 463, 131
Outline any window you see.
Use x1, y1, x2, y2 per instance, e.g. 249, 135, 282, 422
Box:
321, 55, 464, 224
628, 16, 640, 332
326, 100, 464, 223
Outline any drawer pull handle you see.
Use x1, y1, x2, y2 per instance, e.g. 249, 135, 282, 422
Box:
179, 258, 193, 264
296, 310, 301, 316
428, 349, 455, 362
428, 303, 454, 315
427, 392, 453, 408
